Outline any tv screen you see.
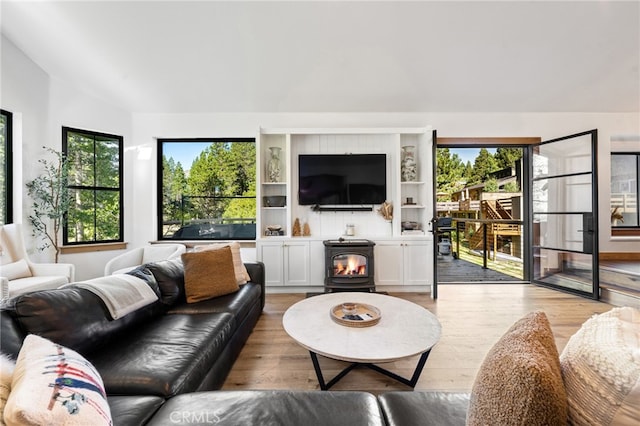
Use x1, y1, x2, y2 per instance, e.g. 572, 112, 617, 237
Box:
298, 154, 387, 205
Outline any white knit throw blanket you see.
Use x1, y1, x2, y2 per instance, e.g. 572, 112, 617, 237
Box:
64, 274, 158, 320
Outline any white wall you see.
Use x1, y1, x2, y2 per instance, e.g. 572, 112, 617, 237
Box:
2, 35, 132, 279
3, 36, 639, 281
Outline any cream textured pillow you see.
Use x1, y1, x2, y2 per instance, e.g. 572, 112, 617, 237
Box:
182, 246, 239, 303
194, 242, 249, 284
560, 307, 640, 426
1, 259, 32, 280
4, 334, 112, 426
0, 353, 16, 426
467, 311, 567, 426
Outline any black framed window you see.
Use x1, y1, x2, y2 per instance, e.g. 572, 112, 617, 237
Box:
158, 138, 256, 240
611, 153, 639, 228
63, 127, 123, 244
0, 109, 12, 225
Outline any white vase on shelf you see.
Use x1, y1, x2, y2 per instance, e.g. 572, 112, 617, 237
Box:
267, 147, 282, 182
401, 145, 417, 182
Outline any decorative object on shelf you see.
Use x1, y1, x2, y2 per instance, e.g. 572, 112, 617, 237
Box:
267, 146, 282, 182
401, 145, 417, 182
292, 218, 302, 236
377, 201, 393, 221
345, 223, 355, 236
303, 222, 311, 236
405, 197, 415, 205
263, 195, 286, 207
265, 225, 284, 236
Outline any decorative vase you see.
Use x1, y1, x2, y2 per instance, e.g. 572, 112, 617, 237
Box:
267, 147, 282, 182
401, 145, 417, 182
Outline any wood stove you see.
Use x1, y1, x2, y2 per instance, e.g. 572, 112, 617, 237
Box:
323, 239, 376, 292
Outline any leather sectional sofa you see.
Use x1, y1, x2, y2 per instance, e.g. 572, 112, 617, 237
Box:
3, 255, 634, 426
0, 255, 469, 426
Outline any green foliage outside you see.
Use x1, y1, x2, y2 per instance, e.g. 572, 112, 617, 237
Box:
162, 141, 256, 235
437, 147, 523, 199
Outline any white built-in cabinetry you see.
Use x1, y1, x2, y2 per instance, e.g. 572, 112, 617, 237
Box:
256, 127, 434, 293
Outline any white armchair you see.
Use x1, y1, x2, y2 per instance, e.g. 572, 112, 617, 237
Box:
104, 244, 186, 275
0, 223, 75, 300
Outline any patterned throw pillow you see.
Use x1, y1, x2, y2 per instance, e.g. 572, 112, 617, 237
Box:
4, 334, 112, 426
182, 246, 239, 303
467, 311, 567, 426
560, 307, 640, 425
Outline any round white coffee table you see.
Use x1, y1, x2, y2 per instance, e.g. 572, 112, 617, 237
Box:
283, 292, 441, 390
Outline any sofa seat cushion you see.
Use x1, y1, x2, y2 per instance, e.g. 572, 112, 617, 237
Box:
560, 306, 640, 426
7, 275, 68, 297
378, 392, 470, 426
108, 395, 165, 426
89, 312, 235, 397
147, 390, 385, 426
167, 282, 261, 327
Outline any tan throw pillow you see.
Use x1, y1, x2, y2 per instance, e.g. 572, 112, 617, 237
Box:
560, 307, 640, 426
194, 242, 250, 284
4, 334, 112, 426
1, 259, 32, 280
182, 246, 239, 303
467, 311, 567, 426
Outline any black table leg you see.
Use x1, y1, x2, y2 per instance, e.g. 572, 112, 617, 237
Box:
309, 350, 432, 390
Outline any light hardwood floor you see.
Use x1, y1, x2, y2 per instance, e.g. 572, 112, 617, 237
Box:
222, 285, 613, 394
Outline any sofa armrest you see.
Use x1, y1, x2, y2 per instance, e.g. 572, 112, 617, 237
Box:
378, 392, 470, 426
244, 262, 265, 308
29, 262, 75, 283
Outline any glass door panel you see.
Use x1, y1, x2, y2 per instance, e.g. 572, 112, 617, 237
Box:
532, 130, 598, 299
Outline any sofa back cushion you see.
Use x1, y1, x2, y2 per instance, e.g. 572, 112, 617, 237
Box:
144, 258, 186, 305
2, 270, 164, 355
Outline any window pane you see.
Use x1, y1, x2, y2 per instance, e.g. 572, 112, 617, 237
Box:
611, 154, 638, 227
96, 190, 120, 240
533, 134, 592, 177
67, 132, 95, 186
66, 188, 96, 243
160, 140, 256, 240
0, 112, 7, 225
95, 137, 120, 188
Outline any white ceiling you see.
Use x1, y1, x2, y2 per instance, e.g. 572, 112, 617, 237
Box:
2, 1, 639, 114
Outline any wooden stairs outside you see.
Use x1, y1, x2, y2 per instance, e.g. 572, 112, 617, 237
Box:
467, 200, 521, 255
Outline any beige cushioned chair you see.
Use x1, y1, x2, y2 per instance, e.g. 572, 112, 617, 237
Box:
104, 243, 186, 275
0, 223, 75, 300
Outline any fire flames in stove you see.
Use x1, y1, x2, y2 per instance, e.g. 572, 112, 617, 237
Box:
333, 255, 367, 276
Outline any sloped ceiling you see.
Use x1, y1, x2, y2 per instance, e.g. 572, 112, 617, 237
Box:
1, 1, 639, 114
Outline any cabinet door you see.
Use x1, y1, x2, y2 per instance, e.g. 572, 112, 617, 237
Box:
258, 242, 284, 286
403, 241, 430, 286
374, 242, 404, 286
284, 241, 310, 286
308, 240, 325, 287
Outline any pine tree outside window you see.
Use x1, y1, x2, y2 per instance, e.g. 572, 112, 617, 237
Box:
63, 127, 123, 244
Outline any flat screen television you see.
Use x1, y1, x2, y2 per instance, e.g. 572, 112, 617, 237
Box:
298, 154, 387, 206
